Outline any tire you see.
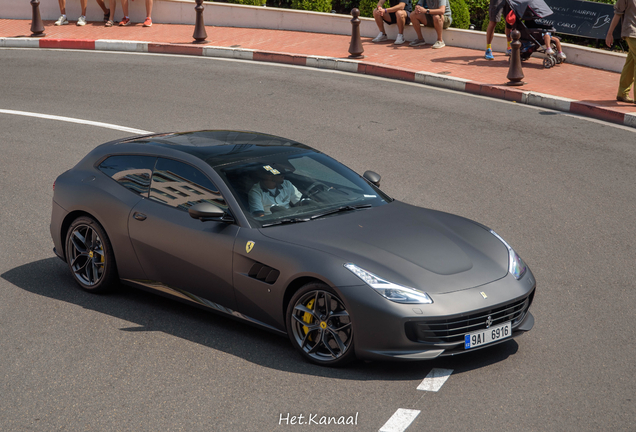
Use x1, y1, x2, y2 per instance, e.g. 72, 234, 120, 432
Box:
286, 282, 355, 366
65, 216, 118, 293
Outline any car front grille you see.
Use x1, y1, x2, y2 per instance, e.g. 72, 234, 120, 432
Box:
405, 290, 534, 344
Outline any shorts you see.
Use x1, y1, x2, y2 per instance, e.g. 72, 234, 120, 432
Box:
383, 11, 411, 25
423, 14, 451, 29
489, 0, 506, 23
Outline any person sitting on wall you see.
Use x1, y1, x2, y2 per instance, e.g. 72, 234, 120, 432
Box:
371, 0, 414, 45
409, 0, 453, 48
54, 0, 110, 26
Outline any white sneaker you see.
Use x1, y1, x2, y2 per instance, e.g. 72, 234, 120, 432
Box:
557, 52, 567, 60
432, 40, 445, 49
77, 16, 87, 26
394, 34, 405, 45
372, 32, 388, 42
545, 48, 555, 55
54, 15, 68, 26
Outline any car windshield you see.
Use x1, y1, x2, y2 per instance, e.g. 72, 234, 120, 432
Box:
216, 150, 391, 228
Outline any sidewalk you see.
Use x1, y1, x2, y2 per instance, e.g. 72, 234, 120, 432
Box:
1, 18, 635, 127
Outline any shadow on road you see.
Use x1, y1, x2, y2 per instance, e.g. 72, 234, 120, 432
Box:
2, 257, 519, 380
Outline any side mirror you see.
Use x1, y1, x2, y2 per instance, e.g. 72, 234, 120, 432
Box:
188, 202, 234, 223
363, 170, 381, 188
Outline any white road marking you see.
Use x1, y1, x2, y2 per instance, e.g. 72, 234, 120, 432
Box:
0, 109, 153, 135
379, 409, 420, 432
417, 368, 454, 392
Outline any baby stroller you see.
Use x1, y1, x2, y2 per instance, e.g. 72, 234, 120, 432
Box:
504, 0, 564, 68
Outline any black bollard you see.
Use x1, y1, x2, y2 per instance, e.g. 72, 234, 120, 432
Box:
506, 29, 524, 86
30, 0, 45, 37
193, 0, 208, 44
348, 8, 364, 59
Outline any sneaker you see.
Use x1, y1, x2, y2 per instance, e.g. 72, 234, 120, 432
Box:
394, 34, 405, 45
505, 48, 511, 56
484, 48, 494, 60
372, 32, 388, 42
432, 40, 445, 49
545, 48, 555, 55
119, 17, 131, 26
77, 16, 87, 26
54, 15, 68, 26
557, 51, 566, 60
409, 39, 426, 47
143, 17, 152, 27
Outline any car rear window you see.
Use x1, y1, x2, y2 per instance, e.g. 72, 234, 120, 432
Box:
98, 155, 156, 196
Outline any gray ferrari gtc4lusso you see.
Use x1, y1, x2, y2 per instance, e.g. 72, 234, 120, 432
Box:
50, 130, 535, 366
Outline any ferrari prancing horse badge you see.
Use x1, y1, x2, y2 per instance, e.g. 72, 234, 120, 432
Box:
246, 241, 255, 254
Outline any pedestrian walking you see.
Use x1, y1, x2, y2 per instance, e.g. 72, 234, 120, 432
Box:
484, 0, 511, 59
606, 0, 636, 103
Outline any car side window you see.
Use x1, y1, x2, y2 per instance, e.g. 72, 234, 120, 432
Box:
149, 158, 227, 211
97, 155, 157, 196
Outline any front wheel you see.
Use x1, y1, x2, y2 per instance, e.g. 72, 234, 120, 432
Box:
286, 283, 355, 366
65, 216, 118, 293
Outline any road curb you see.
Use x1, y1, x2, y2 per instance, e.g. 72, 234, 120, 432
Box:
2, 36, 633, 129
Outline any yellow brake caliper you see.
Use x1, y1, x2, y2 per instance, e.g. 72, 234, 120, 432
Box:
302, 299, 315, 340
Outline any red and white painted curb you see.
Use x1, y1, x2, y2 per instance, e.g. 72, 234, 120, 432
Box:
2, 37, 635, 129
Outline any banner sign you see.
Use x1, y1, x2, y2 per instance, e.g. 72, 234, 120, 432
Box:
536, 0, 621, 39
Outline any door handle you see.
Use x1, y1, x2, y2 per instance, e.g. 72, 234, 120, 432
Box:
133, 212, 147, 221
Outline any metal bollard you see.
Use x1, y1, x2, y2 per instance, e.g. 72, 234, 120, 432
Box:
506, 29, 524, 86
348, 8, 364, 59
193, 0, 208, 44
30, 0, 45, 37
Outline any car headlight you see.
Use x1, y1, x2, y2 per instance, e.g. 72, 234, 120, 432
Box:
344, 263, 433, 304
490, 230, 527, 280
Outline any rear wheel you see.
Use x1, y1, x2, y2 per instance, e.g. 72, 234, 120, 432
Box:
65, 216, 118, 293
286, 282, 355, 366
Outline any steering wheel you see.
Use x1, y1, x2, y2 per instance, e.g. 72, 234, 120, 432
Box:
303, 181, 330, 199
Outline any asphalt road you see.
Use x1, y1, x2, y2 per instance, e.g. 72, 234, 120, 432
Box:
1, 48, 635, 432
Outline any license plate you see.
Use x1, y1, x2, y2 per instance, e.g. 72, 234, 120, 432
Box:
464, 321, 511, 349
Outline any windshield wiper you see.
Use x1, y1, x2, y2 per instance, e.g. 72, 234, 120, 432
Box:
261, 217, 311, 227
309, 204, 372, 220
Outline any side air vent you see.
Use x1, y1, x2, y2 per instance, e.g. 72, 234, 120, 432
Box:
248, 263, 280, 284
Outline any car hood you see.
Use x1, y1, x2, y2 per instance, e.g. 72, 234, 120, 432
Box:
258, 201, 509, 294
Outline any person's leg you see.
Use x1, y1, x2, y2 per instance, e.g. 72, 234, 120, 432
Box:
396, 10, 406, 34
410, 11, 424, 40
119, 0, 130, 25
55, 0, 69, 25
486, 20, 496, 46
106, 0, 116, 25
145, 0, 153, 18
618, 37, 636, 100
433, 14, 443, 42
95, 0, 109, 14
373, 8, 387, 35
543, 33, 550, 48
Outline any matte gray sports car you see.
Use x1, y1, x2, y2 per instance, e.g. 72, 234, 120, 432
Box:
51, 130, 535, 366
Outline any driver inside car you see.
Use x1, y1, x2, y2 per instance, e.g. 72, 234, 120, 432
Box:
248, 165, 303, 217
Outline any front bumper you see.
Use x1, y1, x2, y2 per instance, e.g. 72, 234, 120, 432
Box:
338, 269, 536, 361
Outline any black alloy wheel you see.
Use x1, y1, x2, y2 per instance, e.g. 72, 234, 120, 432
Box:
65, 216, 117, 293
287, 282, 355, 366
